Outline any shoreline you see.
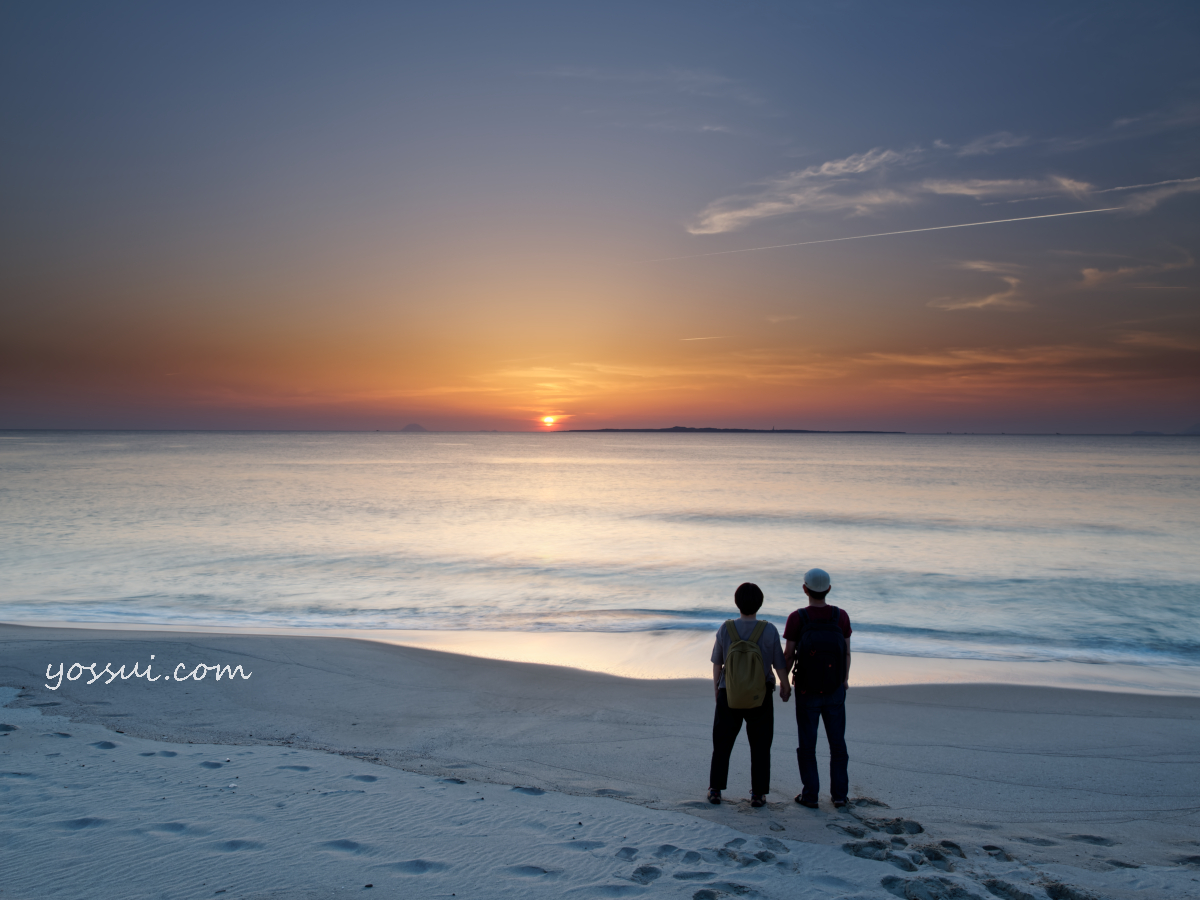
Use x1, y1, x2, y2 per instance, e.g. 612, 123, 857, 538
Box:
3, 621, 1198, 899
4, 618, 1198, 696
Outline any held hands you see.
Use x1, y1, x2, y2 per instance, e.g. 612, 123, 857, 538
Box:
779, 682, 791, 703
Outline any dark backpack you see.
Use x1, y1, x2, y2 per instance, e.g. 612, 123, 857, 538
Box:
792, 606, 846, 695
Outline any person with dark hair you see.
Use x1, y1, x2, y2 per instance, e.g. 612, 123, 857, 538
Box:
708, 582, 790, 808
783, 567, 852, 809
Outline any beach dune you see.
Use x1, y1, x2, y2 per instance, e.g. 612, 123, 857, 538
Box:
2, 623, 1198, 899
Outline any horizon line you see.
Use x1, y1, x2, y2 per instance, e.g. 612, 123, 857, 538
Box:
1, 427, 1196, 437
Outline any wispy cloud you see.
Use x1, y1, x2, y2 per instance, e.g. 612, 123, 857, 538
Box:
688, 147, 921, 234
1078, 250, 1194, 288
924, 176, 1092, 199
766, 314, 798, 324
687, 104, 1200, 235
1118, 178, 1200, 213
680, 336, 727, 341
928, 261, 1029, 312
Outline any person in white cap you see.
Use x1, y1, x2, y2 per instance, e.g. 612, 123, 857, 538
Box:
783, 567, 851, 809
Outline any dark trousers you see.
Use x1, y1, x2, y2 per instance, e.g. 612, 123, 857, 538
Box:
795, 684, 848, 802
709, 688, 774, 796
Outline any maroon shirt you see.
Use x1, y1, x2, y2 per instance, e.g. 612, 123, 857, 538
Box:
783, 605, 852, 643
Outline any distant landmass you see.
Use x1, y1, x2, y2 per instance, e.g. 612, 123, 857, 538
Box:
566, 425, 904, 434
400, 423, 428, 432
1180, 423, 1200, 435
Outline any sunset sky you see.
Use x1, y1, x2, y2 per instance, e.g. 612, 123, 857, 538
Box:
2, 2, 1198, 433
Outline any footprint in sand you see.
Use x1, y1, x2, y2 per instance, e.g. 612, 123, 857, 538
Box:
673, 872, 718, 881
911, 845, 953, 871
319, 840, 370, 853
680, 851, 703, 864
615, 847, 639, 860
857, 816, 925, 835
982, 878, 1039, 900
200, 761, 224, 769
938, 841, 965, 858
0, 724, 17, 732
511, 786, 545, 795
828, 823, 869, 838
843, 840, 917, 871
56, 818, 108, 830
1065, 834, 1115, 846
348, 774, 379, 782
42, 732, 72, 738
653, 845, 680, 858
376, 860, 449, 874
630, 866, 661, 884
90, 741, 117, 749
758, 838, 788, 853
138, 752, 156, 757
1043, 881, 1101, 900
276, 765, 310, 771
702, 882, 753, 897
439, 777, 467, 784
884, 874, 994, 899
504, 865, 556, 877
1015, 836, 1056, 847
211, 839, 265, 852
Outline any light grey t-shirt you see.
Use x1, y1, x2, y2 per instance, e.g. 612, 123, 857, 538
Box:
711, 618, 785, 689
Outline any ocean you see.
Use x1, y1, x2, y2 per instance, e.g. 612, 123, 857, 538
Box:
1, 431, 1198, 680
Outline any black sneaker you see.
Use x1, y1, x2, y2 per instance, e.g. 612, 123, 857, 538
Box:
750, 793, 766, 808
832, 799, 848, 809
795, 795, 818, 809
707, 788, 721, 804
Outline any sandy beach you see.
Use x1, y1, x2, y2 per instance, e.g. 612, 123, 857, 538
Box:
2, 622, 1199, 900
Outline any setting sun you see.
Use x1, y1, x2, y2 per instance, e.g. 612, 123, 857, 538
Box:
542, 416, 556, 425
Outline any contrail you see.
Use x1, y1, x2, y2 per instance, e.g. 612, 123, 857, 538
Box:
644, 208, 1123, 262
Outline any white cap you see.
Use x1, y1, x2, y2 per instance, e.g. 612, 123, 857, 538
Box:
803, 567, 831, 592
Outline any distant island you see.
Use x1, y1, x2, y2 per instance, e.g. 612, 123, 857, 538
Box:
400, 423, 428, 432
566, 425, 905, 434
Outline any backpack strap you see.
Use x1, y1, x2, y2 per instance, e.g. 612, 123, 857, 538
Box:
749, 620, 767, 643
725, 620, 741, 643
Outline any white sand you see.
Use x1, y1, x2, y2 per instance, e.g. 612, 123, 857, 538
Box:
2, 623, 1199, 900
